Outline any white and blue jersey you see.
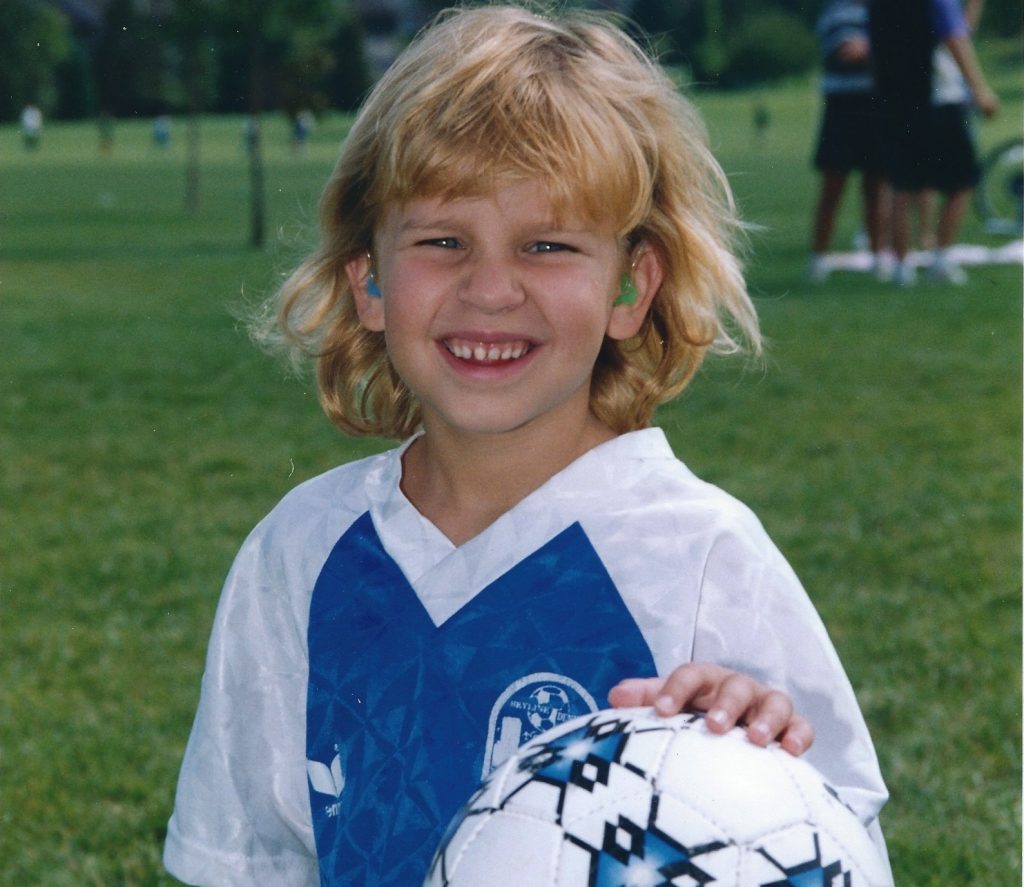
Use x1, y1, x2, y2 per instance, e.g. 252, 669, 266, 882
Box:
164, 429, 889, 886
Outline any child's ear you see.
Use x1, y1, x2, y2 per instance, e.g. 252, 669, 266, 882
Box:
344, 254, 385, 332
606, 245, 664, 341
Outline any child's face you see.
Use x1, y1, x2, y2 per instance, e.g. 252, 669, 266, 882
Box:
348, 179, 657, 440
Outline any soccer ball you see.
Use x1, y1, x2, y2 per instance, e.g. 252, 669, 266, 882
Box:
424, 708, 891, 887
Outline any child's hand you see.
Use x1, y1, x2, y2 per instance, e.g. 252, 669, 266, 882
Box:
607, 663, 814, 756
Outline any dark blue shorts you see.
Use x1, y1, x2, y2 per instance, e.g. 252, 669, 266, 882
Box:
879, 101, 980, 193
814, 93, 885, 175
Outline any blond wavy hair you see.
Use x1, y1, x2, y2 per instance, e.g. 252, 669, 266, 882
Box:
264, 3, 759, 439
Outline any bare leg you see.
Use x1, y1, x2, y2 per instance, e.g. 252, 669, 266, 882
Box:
936, 188, 972, 248
862, 174, 889, 254
915, 191, 937, 250
889, 189, 920, 285
812, 172, 849, 254
862, 175, 893, 279
927, 188, 972, 284
890, 190, 914, 261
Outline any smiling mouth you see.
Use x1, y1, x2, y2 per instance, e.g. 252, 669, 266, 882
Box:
443, 338, 533, 363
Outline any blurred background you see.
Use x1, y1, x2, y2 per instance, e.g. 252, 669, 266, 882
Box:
1, 1, 1021, 884
6, 1, 1020, 127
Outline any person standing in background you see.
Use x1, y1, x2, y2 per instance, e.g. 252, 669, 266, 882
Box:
869, 0, 998, 286
910, 0, 991, 274
808, 0, 889, 284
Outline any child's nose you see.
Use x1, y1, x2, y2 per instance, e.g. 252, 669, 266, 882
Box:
457, 255, 527, 313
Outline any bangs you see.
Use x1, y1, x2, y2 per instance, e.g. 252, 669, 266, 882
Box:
362, 9, 658, 234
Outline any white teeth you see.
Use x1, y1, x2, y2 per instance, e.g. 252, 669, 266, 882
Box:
447, 340, 529, 363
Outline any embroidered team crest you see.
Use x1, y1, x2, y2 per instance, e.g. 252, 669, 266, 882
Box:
483, 672, 598, 776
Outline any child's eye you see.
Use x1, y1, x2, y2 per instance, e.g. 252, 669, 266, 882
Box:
528, 241, 573, 254
420, 237, 462, 249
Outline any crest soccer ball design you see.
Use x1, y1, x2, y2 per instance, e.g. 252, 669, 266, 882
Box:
424, 708, 891, 887
527, 684, 573, 733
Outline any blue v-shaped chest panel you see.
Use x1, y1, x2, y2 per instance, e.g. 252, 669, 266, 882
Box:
306, 512, 656, 886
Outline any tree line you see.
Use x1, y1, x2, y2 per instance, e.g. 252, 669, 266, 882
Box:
1, 0, 375, 124
2, 0, 383, 247
4, 0, 1018, 124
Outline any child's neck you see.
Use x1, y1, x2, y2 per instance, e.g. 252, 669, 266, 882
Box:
400, 413, 617, 547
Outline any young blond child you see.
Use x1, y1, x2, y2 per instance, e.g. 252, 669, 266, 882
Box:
164, 6, 888, 885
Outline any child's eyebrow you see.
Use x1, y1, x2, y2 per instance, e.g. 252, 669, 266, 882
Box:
399, 216, 459, 232
399, 215, 593, 236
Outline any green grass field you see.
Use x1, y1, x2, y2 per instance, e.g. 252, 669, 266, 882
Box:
2, 51, 1021, 884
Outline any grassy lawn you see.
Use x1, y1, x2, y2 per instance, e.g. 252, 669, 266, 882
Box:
1, 48, 1020, 884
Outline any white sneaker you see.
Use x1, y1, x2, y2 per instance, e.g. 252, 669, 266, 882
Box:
893, 261, 917, 287
872, 252, 895, 283
807, 255, 829, 284
926, 260, 968, 285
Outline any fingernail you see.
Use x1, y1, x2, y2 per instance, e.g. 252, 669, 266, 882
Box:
749, 720, 771, 743
707, 708, 728, 729
655, 695, 674, 714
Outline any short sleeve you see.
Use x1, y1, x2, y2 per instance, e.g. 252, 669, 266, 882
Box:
929, 0, 969, 40
691, 523, 890, 828
163, 532, 318, 886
